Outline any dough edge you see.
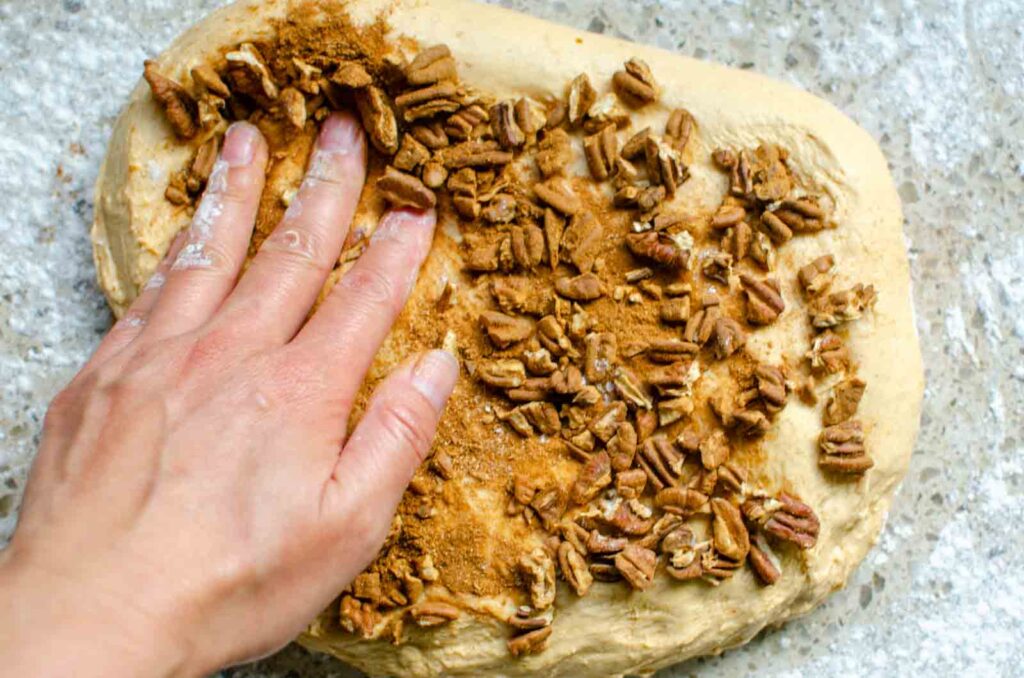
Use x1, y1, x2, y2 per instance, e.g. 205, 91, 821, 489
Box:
90, 1, 925, 676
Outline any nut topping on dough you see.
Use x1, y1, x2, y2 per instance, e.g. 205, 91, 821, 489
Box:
138, 11, 890, 656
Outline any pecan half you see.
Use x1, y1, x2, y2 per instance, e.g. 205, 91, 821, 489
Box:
567, 73, 597, 126
819, 419, 873, 473
377, 166, 436, 209
647, 339, 698, 364
645, 136, 687, 195
614, 544, 658, 590
824, 378, 866, 426
555, 273, 604, 302
438, 140, 513, 168
607, 422, 638, 471
558, 541, 593, 596
354, 86, 400, 155
479, 311, 534, 348
612, 58, 658, 106
406, 44, 457, 85
491, 100, 525, 149
143, 61, 198, 139
740, 274, 785, 325
508, 625, 552, 657
571, 451, 612, 505
476, 359, 526, 388
654, 487, 707, 516
393, 135, 431, 172
584, 125, 619, 181
637, 436, 685, 489
395, 81, 462, 121
409, 601, 460, 627
807, 330, 851, 374
711, 498, 750, 562
534, 178, 582, 215
748, 532, 781, 585
744, 493, 820, 549
445, 104, 488, 140
755, 364, 789, 414
613, 367, 653, 410
699, 430, 730, 470
625, 231, 691, 269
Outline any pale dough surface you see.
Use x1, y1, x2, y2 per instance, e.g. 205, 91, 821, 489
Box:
90, 1, 924, 676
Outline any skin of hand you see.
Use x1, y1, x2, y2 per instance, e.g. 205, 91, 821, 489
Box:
0, 113, 458, 677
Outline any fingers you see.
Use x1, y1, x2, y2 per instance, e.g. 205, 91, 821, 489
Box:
140, 122, 268, 341
83, 229, 189, 372
323, 350, 458, 534
219, 112, 367, 346
293, 209, 437, 403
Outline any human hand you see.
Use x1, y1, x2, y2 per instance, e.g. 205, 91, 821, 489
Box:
0, 113, 457, 677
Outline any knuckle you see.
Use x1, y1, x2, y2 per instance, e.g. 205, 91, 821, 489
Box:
261, 227, 333, 276
377, 397, 432, 465
338, 267, 398, 313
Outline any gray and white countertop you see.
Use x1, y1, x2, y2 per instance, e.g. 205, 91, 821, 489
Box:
0, 0, 1020, 675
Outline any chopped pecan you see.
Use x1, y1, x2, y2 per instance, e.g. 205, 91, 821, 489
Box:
819, 420, 873, 473
648, 361, 698, 388
584, 125, 619, 181
519, 548, 556, 610
614, 544, 658, 590
186, 137, 218, 194
523, 348, 557, 376
567, 73, 597, 126
583, 332, 617, 384
482, 193, 517, 224
515, 97, 547, 136
543, 209, 565, 271
411, 121, 449, 149
658, 396, 694, 427
571, 451, 612, 505
773, 203, 825, 233
561, 212, 602, 273
613, 367, 653, 410
755, 365, 789, 414
421, 161, 448, 189
394, 81, 462, 121
683, 305, 720, 345
711, 204, 746, 229
743, 493, 820, 549
665, 108, 695, 151
625, 231, 691, 269
406, 44, 457, 85
798, 254, 836, 296
409, 601, 460, 627
330, 61, 372, 88
734, 409, 770, 438
711, 498, 750, 562
537, 315, 571, 355
647, 340, 699, 364
654, 487, 708, 516
275, 87, 306, 129
165, 172, 189, 205
354, 86, 400, 155
479, 311, 534, 348
438, 140, 513, 168
444, 104, 489, 140
393, 135, 431, 172
612, 58, 658, 106
507, 625, 552, 657
191, 63, 230, 98
621, 127, 651, 160
712, 317, 747, 359
645, 136, 688, 195
520, 401, 561, 436
615, 468, 648, 499
807, 330, 851, 374
475, 358, 524, 391
749, 231, 776, 270
712, 147, 737, 169
536, 128, 572, 178
555, 273, 604, 302
662, 527, 703, 580
759, 210, 794, 244
699, 430, 730, 470
824, 378, 866, 426
511, 223, 546, 269
702, 251, 733, 284
225, 43, 279, 104
607, 422, 638, 471
491, 100, 525, 149
339, 595, 380, 637
550, 364, 584, 395
741, 274, 785, 325
638, 436, 685, 490
143, 61, 198, 139
558, 541, 593, 596
748, 532, 782, 585
376, 166, 436, 209
447, 167, 479, 219
534, 178, 582, 215
584, 93, 630, 132
749, 144, 792, 202
809, 284, 878, 328
531, 487, 566, 530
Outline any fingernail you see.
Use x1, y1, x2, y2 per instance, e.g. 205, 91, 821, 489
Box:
373, 208, 437, 243
221, 121, 260, 166
318, 113, 363, 152
411, 350, 459, 411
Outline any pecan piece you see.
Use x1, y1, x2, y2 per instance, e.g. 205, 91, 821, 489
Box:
561, 211, 602, 273
647, 339, 699, 363
625, 231, 691, 269
479, 311, 534, 348
614, 544, 658, 590
339, 595, 380, 637
711, 204, 746, 229
741, 274, 785, 325
583, 125, 619, 181
819, 420, 873, 473
583, 332, 617, 384
807, 330, 850, 374
798, 254, 836, 296
534, 178, 582, 215
638, 436, 685, 489
537, 315, 571, 355
520, 402, 560, 436
645, 136, 688, 195
571, 451, 612, 505
809, 284, 878, 328
755, 364, 789, 414
712, 317, 747, 359
759, 210, 794, 244
612, 58, 658, 106
476, 359, 526, 388
558, 541, 593, 596
519, 547, 556, 610
508, 625, 552, 657
276, 87, 306, 129
607, 422, 638, 471
554, 273, 604, 302
409, 601, 460, 627
749, 144, 792, 203
748, 532, 781, 585
191, 63, 230, 98
699, 430, 730, 470
186, 137, 218, 193
665, 108, 695, 151
445, 104, 488, 140
662, 527, 703, 580
354, 86, 400, 155
406, 44, 457, 85
744, 494, 820, 549
377, 166, 436, 209
438, 139, 513, 168
536, 128, 572, 178
613, 367, 653, 410
143, 61, 198, 139
225, 43, 279, 104
393, 135, 431, 172
566, 73, 597, 126
491, 100, 525, 149
824, 378, 866, 426
411, 121, 449, 150
394, 81, 462, 121
711, 498, 750, 562
654, 487, 708, 516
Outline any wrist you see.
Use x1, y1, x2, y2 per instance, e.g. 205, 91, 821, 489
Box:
0, 545, 198, 678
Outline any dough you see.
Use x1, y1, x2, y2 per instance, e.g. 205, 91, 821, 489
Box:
91, 1, 924, 676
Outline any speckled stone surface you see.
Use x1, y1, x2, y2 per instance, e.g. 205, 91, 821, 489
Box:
0, 0, 1021, 675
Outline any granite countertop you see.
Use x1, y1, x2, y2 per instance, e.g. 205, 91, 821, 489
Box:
0, 0, 1021, 675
